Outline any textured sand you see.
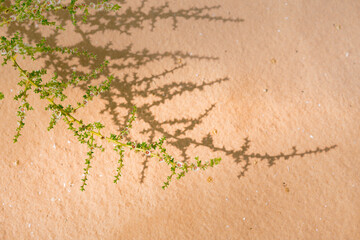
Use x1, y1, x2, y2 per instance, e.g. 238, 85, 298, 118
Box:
0, 0, 359, 239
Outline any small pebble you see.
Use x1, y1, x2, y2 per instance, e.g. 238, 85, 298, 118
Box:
10, 89, 13, 92
310, 135, 314, 139
28, 223, 31, 228
67, 140, 71, 144
53, 144, 56, 149
243, 217, 246, 221
345, 52, 349, 57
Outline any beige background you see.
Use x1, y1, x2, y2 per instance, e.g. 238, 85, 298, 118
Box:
0, 0, 359, 239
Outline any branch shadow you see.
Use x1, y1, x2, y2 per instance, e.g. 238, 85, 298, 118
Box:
2, 1, 338, 183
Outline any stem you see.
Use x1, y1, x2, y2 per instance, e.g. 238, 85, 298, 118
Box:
10, 56, 165, 161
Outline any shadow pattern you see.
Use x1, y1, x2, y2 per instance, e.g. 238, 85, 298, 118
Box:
2, 0, 337, 183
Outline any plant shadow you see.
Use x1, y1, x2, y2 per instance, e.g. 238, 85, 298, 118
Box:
3, 0, 338, 183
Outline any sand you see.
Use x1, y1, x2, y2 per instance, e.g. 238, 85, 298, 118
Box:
0, 0, 359, 239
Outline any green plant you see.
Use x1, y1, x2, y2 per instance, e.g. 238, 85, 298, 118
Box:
0, 0, 221, 191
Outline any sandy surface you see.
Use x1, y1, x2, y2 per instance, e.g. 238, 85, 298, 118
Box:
1, 0, 359, 239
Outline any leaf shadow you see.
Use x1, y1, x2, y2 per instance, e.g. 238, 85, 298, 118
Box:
2, 1, 338, 184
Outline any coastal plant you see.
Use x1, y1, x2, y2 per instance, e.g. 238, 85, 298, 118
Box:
0, 0, 221, 191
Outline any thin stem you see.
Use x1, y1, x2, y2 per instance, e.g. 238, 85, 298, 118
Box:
10, 56, 166, 161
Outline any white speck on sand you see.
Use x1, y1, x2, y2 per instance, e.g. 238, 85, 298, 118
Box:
9, 204, 12, 207
318, 104, 321, 107
316, 228, 319, 232
51, 197, 55, 202
67, 189, 71, 192
236, 40, 239, 43
196, 73, 199, 77
324, 205, 327, 208
243, 217, 246, 221
38, 191, 41, 195
63, 183, 66, 187
285, 2, 288, 5
67, 140, 71, 144
189, 52, 193, 56
199, 33, 203, 36
225, 197, 229, 201
10, 89, 13, 92
28, 223, 31, 228
53, 144, 56, 149
285, 17, 288, 20
58, 198, 61, 201
345, 52, 349, 57
226, 225, 230, 228
310, 135, 314, 139
277, 29, 281, 32
256, 190, 258, 193
319, 217, 322, 220
287, 166, 290, 171
305, 100, 310, 104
